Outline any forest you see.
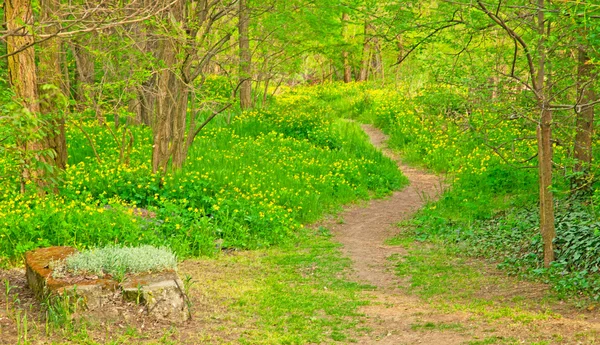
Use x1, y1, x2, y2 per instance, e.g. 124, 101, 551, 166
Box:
1, 0, 600, 344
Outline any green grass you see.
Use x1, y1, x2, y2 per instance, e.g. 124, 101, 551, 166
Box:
233, 230, 369, 344
297, 81, 600, 302
0, 84, 407, 265
1, 228, 371, 344
387, 230, 557, 325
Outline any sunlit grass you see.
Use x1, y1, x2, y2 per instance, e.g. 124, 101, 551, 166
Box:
0, 84, 406, 265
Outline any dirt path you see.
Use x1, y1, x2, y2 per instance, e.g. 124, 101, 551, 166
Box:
330, 125, 443, 290
327, 124, 600, 345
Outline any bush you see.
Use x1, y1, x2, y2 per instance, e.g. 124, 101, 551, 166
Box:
61, 245, 177, 277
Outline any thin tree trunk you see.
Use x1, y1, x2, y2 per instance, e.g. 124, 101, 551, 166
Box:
342, 12, 352, 83
239, 0, 252, 109
73, 39, 98, 120
358, 20, 370, 82
126, 3, 155, 127
152, 36, 179, 173
372, 34, 383, 82
263, 76, 270, 105
535, 0, 555, 267
151, 0, 190, 173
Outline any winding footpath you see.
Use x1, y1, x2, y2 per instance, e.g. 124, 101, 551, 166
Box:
325, 124, 600, 345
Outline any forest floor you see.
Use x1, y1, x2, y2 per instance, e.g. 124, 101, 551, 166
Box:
324, 124, 600, 345
2, 125, 600, 344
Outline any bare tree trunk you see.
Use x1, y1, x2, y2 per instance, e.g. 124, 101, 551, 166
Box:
38, 0, 67, 169
573, 46, 596, 189
537, 110, 555, 267
5, 0, 48, 192
152, 35, 182, 173
358, 20, 370, 82
126, 2, 155, 127
263, 76, 271, 105
342, 12, 352, 83
372, 34, 383, 82
239, 0, 252, 109
394, 34, 404, 85
151, 0, 191, 173
149, 0, 234, 172
73, 39, 98, 121
535, 0, 555, 267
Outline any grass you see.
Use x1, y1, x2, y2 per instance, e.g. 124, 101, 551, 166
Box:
387, 230, 559, 325
0, 228, 372, 344
0, 82, 406, 265
296, 81, 600, 302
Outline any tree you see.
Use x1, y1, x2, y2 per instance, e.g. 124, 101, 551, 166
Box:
38, 0, 68, 169
149, 0, 236, 172
341, 11, 352, 83
4, 0, 51, 192
239, 0, 252, 109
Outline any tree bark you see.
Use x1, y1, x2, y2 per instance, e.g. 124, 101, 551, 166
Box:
535, 0, 555, 267
38, 0, 67, 169
152, 26, 187, 173
239, 0, 252, 109
342, 12, 352, 83
573, 46, 596, 189
358, 20, 370, 82
73, 38, 98, 121
537, 111, 555, 267
5, 0, 48, 192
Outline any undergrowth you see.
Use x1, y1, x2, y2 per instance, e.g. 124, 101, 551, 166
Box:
0, 80, 406, 266
60, 245, 177, 277
301, 82, 600, 303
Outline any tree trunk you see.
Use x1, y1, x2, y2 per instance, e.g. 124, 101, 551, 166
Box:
5, 0, 48, 192
372, 34, 383, 82
342, 12, 352, 83
239, 0, 252, 109
151, 0, 190, 173
537, 112, 555, 267
38, 0, 67, 169
73, 39, 98, 120
126, 1, 156, 127
536, 0, 555, 267
358, 20, 371, 82
573, 46, 596, 189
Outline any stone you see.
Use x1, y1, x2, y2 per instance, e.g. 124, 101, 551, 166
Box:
25, 246, 189, 323
121, 271, 189, 322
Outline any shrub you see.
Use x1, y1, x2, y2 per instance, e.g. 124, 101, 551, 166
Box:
61, 245, 177, 277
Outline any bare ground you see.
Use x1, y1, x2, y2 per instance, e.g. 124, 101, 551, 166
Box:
323, 124, 600, 345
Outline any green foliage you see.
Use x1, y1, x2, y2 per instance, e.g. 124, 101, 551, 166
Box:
307, 80, 600, 302
0, 86, 406, 265
41, 289, 84, 332
409, 200, 600, 301
0, 90, 59, 192
61, 245, 177, 277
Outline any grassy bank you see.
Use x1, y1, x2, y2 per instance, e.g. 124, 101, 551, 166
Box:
0, 83, 406, 266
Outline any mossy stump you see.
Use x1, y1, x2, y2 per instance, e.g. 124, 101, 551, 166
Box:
25, 246, 189, 322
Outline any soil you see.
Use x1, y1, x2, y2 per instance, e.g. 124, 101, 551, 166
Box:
323, 124, 600, 344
